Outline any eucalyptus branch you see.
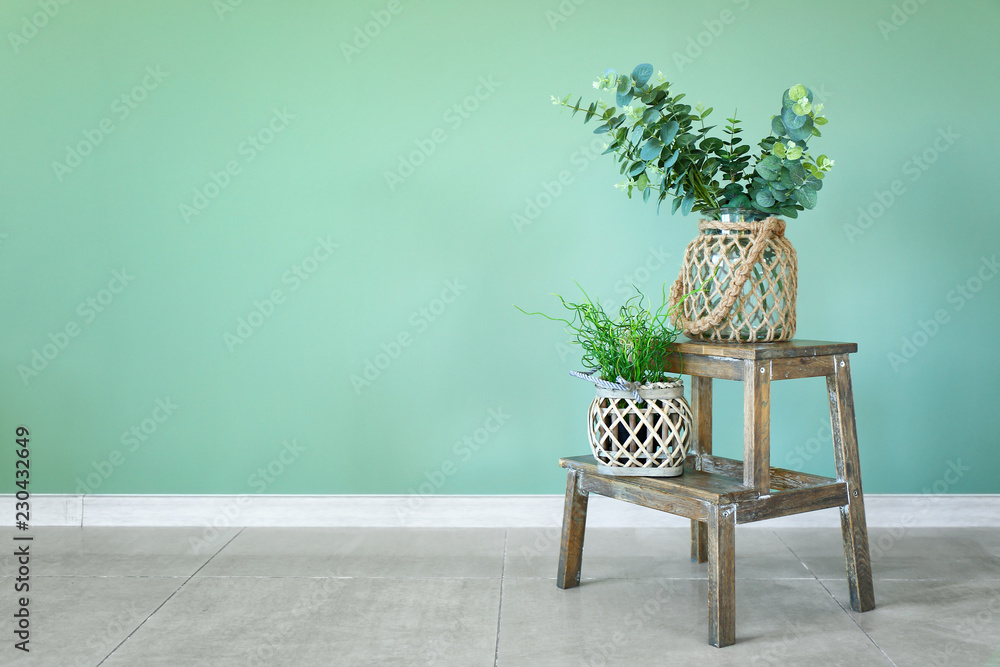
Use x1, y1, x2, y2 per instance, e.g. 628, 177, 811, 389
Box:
555, 65, 833, 218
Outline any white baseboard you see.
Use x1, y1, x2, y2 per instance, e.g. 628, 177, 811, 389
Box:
4, 493, 999, 528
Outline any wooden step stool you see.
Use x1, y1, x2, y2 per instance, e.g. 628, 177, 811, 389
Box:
556, 340, 876, 647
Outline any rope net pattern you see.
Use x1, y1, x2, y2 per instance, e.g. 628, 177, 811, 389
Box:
587, 381, 692, 474
670, 217, 797, 342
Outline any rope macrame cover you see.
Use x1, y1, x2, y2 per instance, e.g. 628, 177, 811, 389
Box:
670, 217, 797, 342
587, 380, 692, 477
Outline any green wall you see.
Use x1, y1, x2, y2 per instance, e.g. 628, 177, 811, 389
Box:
2, 0, 998, 495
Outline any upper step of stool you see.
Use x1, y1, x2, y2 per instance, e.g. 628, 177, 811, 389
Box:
670, 339, 857, 361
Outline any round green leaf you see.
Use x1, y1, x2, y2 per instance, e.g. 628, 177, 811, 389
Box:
771, 116, 787, 136
788, 160, 806, 185
729, 194, 751, 209
700, 137, 724, 152
793, 187, 818, 209
755, 155, 782, 181
616, 77, 633, 107
632, 63, 654, 87
639, 137, 663, 161
676, 133, 697, 147
785, 117, 814, 142
681, 192, 695, 215
781, 107, 808, 130
660, 120, 679, 145
755, 188, 775, 208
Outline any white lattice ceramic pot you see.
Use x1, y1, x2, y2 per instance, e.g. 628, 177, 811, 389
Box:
587, 380, 692, 477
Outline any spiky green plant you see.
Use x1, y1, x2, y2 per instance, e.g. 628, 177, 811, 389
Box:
519, 284, 682, 385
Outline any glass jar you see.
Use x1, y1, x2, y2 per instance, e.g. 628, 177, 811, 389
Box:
678, 208, 796, 342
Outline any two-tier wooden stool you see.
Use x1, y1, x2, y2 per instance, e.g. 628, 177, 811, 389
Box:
556, 340, 875, 647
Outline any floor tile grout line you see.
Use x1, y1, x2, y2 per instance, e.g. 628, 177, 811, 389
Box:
95, 528, 246, 666
772, 529, 897, 666
494, 529, 507, 667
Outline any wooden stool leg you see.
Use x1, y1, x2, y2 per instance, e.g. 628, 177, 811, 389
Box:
828, 355, 875, 612
691, 520, 708, 563
556, 470, 589, 589
690, 376, 713, 563
707, 504, 736, 647
743, 359, 771, 494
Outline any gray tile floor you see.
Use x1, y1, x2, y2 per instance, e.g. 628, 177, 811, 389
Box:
3, 526, 999, 666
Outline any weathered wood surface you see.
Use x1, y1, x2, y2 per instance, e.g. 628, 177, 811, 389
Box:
579, 474, 712, 521
770, 355, 836, 380
556, 470, 588, 590
691, 520, 708, 563
663, 354, 744, 381
828, 354, 876, 612
698, 454, 836, 491
668, 339, 858, 361
690, 376, 713, 562
560, 456, 756, 505
743, 359, 771, 493
736, 482, 848, 524
691, 375, 714, 463
708, 504, 737, 647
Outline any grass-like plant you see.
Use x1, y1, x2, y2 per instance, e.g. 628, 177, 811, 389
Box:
519, 284, 683, 385
553, 64, 834, 218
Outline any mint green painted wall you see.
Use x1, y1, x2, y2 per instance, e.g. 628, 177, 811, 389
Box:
1, 0, 998, 495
